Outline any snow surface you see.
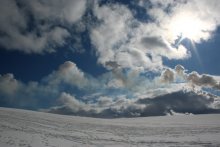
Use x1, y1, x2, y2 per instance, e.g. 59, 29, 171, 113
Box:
0, 107, 220, 147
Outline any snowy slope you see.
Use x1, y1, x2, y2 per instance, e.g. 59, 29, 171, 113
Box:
0, 107, 220, 147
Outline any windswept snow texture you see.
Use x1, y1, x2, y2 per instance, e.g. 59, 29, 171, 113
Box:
0, 107, 220, 147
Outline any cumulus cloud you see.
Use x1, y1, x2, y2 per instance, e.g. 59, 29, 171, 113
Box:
57, 92, 91, 112
159, 64, 220, 91
90, 1, 191, 73
45, 61, 89, 89
24, 0, 87, 24
175, 64, 185, 76
1, 0, 212, 69
0, 26, 70, 53
46, 90, 220, 118
0, 73, 55, 109
105, 61, 120, 69
1, 0, 220, 118
0, 61, 90, 109
137, 90, 220, 116
187, 72, 220, 90
47, 92, 146, 118
146, 0, 220, 42
0, 73, 21, 96
139, 35, 189, 60
160, 68, 175, 83
0, 0, 87, 53
91, 3, 133, 66
1, 62, 220, 117
175, 65, 220, 91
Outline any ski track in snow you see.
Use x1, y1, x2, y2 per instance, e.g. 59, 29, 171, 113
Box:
0, 107, 220, 147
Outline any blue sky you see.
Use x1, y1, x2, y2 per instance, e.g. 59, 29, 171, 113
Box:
0, 0, 220, 117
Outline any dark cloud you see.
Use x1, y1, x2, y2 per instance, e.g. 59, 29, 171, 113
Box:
138, 91, 219, 116
160, 68, 175, 83
46, 90, 220, 118
175, 64, 185, 76
187, 72, 220, 90
159, 65, 220, 91
105, 61, 120, 69
141, 36, 170, 50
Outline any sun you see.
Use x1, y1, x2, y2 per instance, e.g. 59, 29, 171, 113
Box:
170, 14, 205, 41
175, 18, 201, 39
169, 14, 205, 66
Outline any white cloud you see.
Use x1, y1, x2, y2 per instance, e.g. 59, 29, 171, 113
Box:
47, 92, 146, 117
91, 2, 163, 71
46, 89, 220, 118
0, 73, 21, 96
46, 61, 88, 89
90, 1, 191, 72
0, 62, 219, 117
159, 65, 220, 91
24, 0, 87, 24
1, 0, 220, 117
0, 61, 90, 108
131, 26, 189, 60
147, 0, 220, 43
115, 48, 156, 71
0, 0, 87, 53
91, 3, 133, 66
58, 92, 90, 112
0, 27, 70, 53
97, 96, 113, 107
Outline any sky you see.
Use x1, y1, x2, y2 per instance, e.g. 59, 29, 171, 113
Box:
1, 0, 220, 118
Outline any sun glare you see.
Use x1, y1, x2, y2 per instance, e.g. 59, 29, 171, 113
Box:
170, 15, 204, 41
169, 14, 204, 66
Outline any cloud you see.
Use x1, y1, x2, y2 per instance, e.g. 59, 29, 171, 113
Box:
90, 3, 133, 66
0, 61, 90, 109
175, 64, 185, 76
90, 1, 191, 73
46, 92, 146, 118
91, 2, 160, 71
0, 73, 21, 96
105, 61, 120, 69
159, 64, 220, 91
176, 65, 220, 91
146, 0, 220, 42
0, 73, 66, 109
1, 62, 220, 117
46, 90, 220, 118
0, 0, 87, 53
139, 36, 189, 59
45, 61, 89, 89
0, 0, 209, 69
57, 92, 91, 112
187, 72, 220, 90
138, 90, 220, 116
1, 0, 220, 68
1, 0, 220, 117
0, 26, 70, 53
160, 68, 175, 83
25, 0, 87, 24
115, 48, 156, 71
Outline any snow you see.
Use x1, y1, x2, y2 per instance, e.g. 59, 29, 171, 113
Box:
0, 107, 220, 147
